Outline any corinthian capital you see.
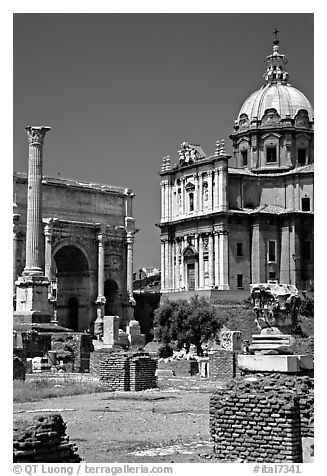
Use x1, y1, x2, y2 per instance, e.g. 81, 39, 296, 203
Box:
25, 126, 51, 145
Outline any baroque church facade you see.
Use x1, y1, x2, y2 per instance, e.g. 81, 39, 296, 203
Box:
158, 37, 314, 296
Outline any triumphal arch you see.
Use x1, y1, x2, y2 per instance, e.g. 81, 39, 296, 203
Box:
13, 144, 136, 332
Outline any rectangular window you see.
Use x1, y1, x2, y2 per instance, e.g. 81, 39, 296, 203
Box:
298, 148, 306, 165
189, 193, 194, 212
241, 149, 248, 166
302, 197, 310, 211
268, 271, 276, 280
266, 146, 277, 163
268, 240, 276, 262
237, 274, 243, 288
303, 241, 311, 261
237, 242, 243, 256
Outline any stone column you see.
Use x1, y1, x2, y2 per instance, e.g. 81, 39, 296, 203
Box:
199, 234, 204, 289
214, 231, 219, 287
160, 240, 166, 291
219, 231, 230, 290
94, 228, 107, 339
289, 218, 301, 287
126, 232, 135, 300
14, 126, 52, 324
194, 233, 199, 290
208, 233, 214, 287
13, 214, 20, 296
169, 239, 174, 291
43, 219, 54, 282
23, 126, 51, 276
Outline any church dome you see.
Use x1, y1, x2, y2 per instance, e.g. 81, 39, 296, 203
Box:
239, 83, 313, 122
237, 33, 313, 123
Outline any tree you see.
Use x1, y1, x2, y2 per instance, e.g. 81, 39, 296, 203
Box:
153, 295, 226, 356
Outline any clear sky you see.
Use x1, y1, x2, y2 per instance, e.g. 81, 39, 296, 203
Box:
13, 13, 313, 271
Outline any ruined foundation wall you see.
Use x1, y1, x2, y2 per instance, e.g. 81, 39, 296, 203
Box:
91, 349, 157, 391
208, 350, 239, 381
210, 389, 303, 462
209, 375, 314, 462
13, 414, 81, 463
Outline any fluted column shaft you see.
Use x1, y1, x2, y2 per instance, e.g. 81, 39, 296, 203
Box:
97, 232, 105, 298
126, 233, 134, 298
24, 126, 51, 276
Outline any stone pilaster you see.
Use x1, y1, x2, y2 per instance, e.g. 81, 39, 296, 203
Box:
160, 182, 165, 221
23, 126, 51, 276
194, 174, 199, 213
208, 233, 214, 287
214, 231, 219, 287
175, 240, 180, 291
219, 230, 230, 290
251, 222, 265, 284
160, 240, 165, 291
213, 168, 219, 209
199, 234, 204, 289
208, 170, 213, 211
280, 222, 291, 284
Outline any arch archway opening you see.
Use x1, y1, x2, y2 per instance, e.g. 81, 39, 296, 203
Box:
53, 244, 90, 331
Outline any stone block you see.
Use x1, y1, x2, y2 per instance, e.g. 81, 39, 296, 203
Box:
221, 330, 242, 351
238, 354, 299, 372
103, 315, 120, 347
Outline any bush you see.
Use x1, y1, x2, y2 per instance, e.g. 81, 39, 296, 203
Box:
158, 343, 174, 359
299, 297, 314, 317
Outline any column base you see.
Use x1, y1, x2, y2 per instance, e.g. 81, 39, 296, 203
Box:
15, 274, 52, 323
218, 284, 230, 290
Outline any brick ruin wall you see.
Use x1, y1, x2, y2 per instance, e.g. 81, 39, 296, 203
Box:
13, 414, 81, 463
210, 375, 314, 462
90, 349, 157, 391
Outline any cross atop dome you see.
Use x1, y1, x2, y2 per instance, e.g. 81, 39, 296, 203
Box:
273, 27, 279, 45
